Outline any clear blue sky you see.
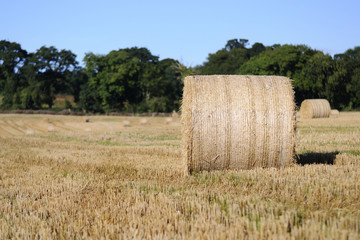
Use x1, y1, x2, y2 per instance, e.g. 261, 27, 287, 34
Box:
1, 0, 359, 67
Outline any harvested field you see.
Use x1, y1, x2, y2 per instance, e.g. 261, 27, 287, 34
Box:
0, 113, 359, 239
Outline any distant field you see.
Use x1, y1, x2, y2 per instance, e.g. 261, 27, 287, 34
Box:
0, 113, 359, 239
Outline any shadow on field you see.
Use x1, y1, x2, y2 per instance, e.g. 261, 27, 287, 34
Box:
296, 152, 339, 165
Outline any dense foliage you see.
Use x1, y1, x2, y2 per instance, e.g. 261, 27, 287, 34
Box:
199, 39, 360, 109
1, 39, 359, 112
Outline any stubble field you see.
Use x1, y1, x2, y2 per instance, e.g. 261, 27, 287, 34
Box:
0, 113, 359, 239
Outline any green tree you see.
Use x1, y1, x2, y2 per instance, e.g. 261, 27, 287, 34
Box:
350, 67, 360, 108
24, 46, 78, 108
78, 83, 102, 113
83, 48, 186, 113
84, 47, 159, 111
296, 52, 335, 105
200, 39, 267, 75
334, 46, 360, 109
225, 38, 249, 51
66, 67, 88, 103
248, 42, 266, 58
0, 40, 28, 108
239, 44, 316, 77
201, 47, 249, 74
145, 58, 184, 112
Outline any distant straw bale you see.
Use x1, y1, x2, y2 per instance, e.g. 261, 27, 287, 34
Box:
330, 109, 339, 118
123, 120, 131, 127
181, 75, 296, 173
172, 111, 180, 118
26, 129, 35, 135
165, 117, 173, 125
140, 118, 148, 125
299, 99, 331, 119
47, 125, 55, 132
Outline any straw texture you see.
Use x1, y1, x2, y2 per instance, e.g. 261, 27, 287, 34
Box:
181, 75, 296, 173
299, 99, 331, 119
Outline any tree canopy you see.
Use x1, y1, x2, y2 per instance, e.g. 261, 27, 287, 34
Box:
82, 47, 184, 112
1, 39, 360, 112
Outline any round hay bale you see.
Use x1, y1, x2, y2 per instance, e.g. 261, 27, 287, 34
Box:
330, 109, 339, 118
165, 117, 173, 124
123, 120, 131, 127
26, 129, 35, 135
140, 118, 148, 125
47, 125, 55, 132
181, 75, 296, 173
172, 111, 180, 118
299, 99, 331, 119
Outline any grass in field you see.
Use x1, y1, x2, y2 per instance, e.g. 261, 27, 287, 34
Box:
0, 113, 359, 239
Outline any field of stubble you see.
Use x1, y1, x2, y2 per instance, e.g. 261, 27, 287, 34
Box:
0, 113, 359, 239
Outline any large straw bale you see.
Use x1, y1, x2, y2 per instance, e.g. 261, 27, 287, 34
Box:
299, 99, 331, 119
181, 75, 296, 173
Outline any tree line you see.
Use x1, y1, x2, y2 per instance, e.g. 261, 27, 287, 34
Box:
199, 39, 360, 109
1, 39, 359, 112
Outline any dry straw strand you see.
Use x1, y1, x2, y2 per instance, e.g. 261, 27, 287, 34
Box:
181, 75, 296, 173
299, 99, 331, 119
